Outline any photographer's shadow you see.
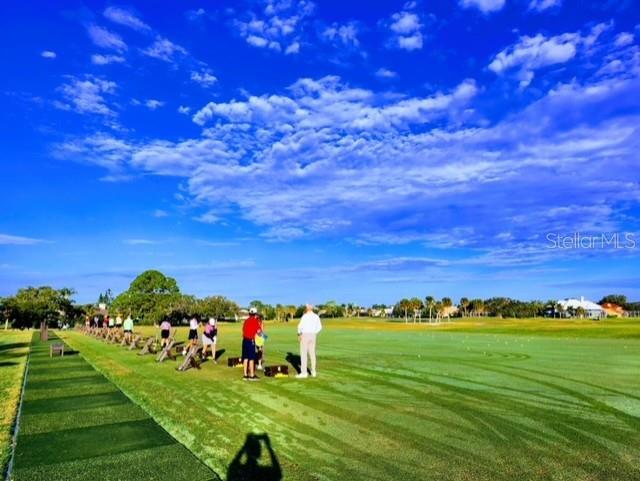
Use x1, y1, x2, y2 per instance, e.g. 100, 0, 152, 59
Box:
227, 433, 282, 481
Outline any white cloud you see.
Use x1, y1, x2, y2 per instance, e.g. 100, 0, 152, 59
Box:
460, 0, 505, 13
321, 22, 359, 48
87, 24, 127, 52
103, 6, 150, 32
145, 99, 164, 110
56, 71, 640, 253
41, 50, 56, 59
489, 32, 580, 87
285, 42, 300, 54
123, 239, 160, 245
614, 32, 635, 48
233, 0, 315, 54
194, 211, 221, 224
376, 68, 397, 79
186, 8, 206, 21
528, 0, 562, 12
91, 54, 125, 65
153, 209, 169, 218
193, 76, 477, 130
178, 105, 191, 115
191, 69, 217, 87
57, 75, 117, 116
490, 22, 618, 88
0, 233, 49, 245
142, 37, 187, 62
387, 8, 423, 51
582, 21, 613, 49
246, 35, 269, 48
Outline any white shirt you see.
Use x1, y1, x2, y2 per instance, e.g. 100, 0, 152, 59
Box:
298, 312, 322, 335
189, 318, 198, 329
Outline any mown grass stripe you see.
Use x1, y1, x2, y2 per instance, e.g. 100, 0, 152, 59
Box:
12, 334, 218, 481
19, 404, 150, 436
21, 391, 128, 415
12, 444, 220, 481
14, 419, 177, 467
26, 375, 109, 390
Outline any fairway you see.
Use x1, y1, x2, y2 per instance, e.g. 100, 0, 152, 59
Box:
54, 319, 640, 481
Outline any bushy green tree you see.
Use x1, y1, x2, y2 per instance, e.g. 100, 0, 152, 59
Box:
198, 295, 240, 320
2, 286, 77, 328
111, 270, 182, 325
598, 294, 628, 309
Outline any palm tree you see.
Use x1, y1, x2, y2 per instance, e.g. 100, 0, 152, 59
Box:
469, 298, 484, 317
398, 298, 411, 323
275, 304, 285, 322
441, 297, 452, 321
286, 305, 297, 322
459, 297, 469, 318
433, 301, 444, 322
425, 296, 436, 323
409, 297, 423, 323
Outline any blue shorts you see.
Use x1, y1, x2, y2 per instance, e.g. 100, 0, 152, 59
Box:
242, 339, 256, 361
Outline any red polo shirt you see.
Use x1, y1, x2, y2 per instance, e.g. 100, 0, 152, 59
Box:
243, 315, 261, 340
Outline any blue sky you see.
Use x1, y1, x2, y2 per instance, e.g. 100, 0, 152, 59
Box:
1, 0, 639, 305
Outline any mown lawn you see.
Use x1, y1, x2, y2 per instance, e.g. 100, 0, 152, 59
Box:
60, 318, 640, 481
0, 330, 31, 477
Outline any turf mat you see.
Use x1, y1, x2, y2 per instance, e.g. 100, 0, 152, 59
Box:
11, 333, 218, 481
21, 391, 125, 414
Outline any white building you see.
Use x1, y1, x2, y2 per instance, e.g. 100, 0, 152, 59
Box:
557, 296, 604, 319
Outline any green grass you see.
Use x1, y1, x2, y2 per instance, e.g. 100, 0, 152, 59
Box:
11, 333, 218, 481
56, 318, 640, 481
0, 330, 31, 477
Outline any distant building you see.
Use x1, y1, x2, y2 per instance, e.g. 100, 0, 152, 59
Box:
441, 305, 459, 318
599, 302, 625, 317
557, 296, 604, 319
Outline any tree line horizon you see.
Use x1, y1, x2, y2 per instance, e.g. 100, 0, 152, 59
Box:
1, 269, 638, 328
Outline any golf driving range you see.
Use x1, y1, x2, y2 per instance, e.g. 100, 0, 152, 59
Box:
2, 318, 639, 481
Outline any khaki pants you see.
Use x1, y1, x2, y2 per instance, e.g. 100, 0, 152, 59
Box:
300, 333, 317, 375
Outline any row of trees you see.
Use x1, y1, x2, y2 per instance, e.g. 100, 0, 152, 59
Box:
390, 296, 633, 322
3, 269, 636, 328
1, 287, 82, 329
1, 271, 242, 328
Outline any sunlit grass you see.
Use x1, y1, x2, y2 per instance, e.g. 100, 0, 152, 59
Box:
59, 318, 640, 481
0, 330, 31, 476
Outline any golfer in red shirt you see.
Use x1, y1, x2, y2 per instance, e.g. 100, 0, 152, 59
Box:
242, 308, 262, 381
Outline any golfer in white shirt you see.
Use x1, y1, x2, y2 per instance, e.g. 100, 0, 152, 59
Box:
297, 304, 322, 378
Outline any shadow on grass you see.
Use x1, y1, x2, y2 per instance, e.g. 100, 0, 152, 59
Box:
227, 433, 282, 481
0, 342, 30, 352
285, 352, 311, 375
0, 361, 18, 367
215, 348, 226, 361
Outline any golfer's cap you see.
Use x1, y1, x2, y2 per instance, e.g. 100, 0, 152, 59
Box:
249, 307, 258, 314
209, 318, 216, 325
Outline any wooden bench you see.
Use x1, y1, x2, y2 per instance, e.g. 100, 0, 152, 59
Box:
50, 343, 64, 357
